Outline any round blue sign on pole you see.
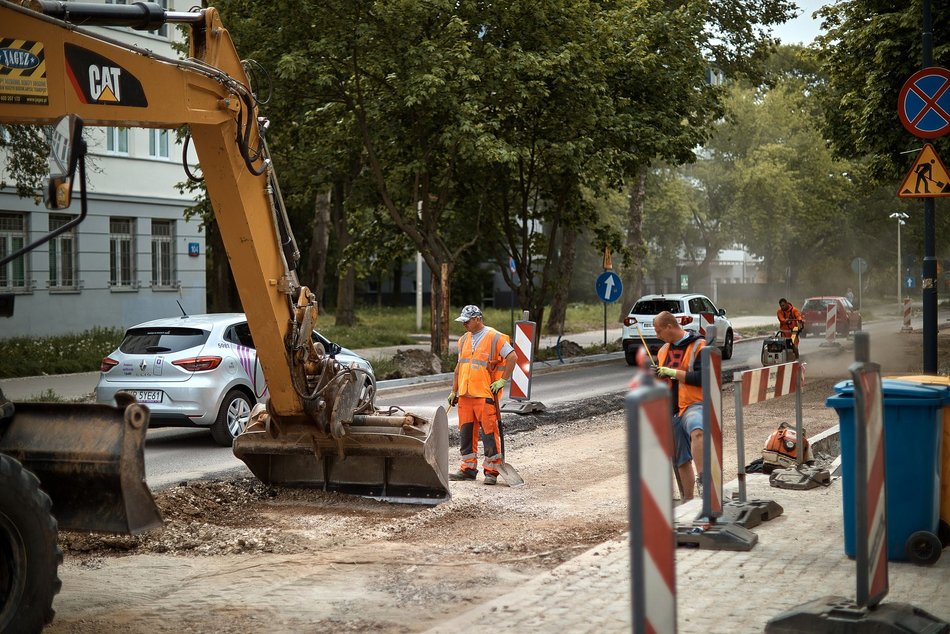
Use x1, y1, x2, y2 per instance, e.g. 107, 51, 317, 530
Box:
595, 271, 622, 303
899, 67, 950, 139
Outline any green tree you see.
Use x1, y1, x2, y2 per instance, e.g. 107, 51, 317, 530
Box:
0, 125, 49, 201
815, 1, 950, 180
615, 0, 797, 317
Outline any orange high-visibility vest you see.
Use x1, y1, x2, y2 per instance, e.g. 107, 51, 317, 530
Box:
777, 305, 803, 334
657, 336, 705, 415
457, 327, 509, 399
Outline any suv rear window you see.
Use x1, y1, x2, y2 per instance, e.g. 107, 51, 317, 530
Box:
803, 299, 830, 311
631, 300, 683, 315
119, 327, 209, 354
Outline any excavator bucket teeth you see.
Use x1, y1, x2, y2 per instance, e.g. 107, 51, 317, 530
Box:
0, 399, 162, 534
233, 406, 450, 504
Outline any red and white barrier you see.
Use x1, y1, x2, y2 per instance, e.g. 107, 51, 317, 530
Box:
902, 297, 912, 332
825, 302, 838, 345
733, 361, 804, 502
509, 320, 535, 400
624, 373, 677, 634
853, 364, 888, 607
701, 346, 723, 519
738, 362, 802, 406
698, 312, 715, 342
501, 314, 546, 414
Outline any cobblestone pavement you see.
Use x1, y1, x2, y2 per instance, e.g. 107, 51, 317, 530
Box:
428, 474, 950, 634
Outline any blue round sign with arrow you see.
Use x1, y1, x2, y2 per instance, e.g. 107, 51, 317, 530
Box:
595, 271, 622, 303
899, 67, 950, 139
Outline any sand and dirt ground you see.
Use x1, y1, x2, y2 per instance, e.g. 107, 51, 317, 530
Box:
45, 329, 935, 633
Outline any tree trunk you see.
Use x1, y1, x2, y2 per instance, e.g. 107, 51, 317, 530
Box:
620, 168, 648, 319
307, 189, 331, 306
331, 181, 356, 327
391, 259, 402, 307
429, 262, 450, 356
545, 226, 577, 336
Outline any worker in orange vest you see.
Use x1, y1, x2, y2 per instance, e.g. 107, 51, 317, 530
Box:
447, 305, 516, 485
776, 298, 804, 358
654, 310, 706, 500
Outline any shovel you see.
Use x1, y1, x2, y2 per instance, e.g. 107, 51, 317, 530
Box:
491, 395, 526, 488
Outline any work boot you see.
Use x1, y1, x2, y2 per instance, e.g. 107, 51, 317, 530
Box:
449, 469, 477, 481
483, 473, 498, 485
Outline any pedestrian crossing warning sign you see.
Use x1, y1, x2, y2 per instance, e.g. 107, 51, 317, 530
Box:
898, 143, 950, 197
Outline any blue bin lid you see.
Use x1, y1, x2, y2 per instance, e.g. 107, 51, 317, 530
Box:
826, 378, 949, 408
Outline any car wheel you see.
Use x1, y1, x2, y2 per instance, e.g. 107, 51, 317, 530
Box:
625, 348, 638, 366
721, 330, 734, 360
211, 389, 252, 446
354, 378, 377, 414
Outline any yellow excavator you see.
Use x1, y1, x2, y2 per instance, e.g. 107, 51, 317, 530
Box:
0, 1, 448, 630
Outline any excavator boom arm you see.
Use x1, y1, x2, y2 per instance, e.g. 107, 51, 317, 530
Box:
1, 0, 449, 504
1, 0, 311, 415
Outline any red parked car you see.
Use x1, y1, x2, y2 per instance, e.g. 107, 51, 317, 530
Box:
801, 296, 862, 337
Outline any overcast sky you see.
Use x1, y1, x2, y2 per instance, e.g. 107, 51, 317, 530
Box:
770, 0, 827, 45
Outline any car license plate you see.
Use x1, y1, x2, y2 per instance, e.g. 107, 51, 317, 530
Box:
128, 389, 163, 403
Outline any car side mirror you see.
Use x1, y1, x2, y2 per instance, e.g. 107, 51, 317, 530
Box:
719, 308, 726, 316
44, 115, 85, 210
326, 341, 342, 357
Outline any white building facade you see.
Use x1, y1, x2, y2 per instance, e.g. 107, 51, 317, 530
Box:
0, 0, 205, 338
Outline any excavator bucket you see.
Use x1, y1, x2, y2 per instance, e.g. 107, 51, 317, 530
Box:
0, 394, 162, 534
233, 405, 450, 504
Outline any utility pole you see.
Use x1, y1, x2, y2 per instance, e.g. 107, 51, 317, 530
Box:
890, 212, 908, 308
922, 0, 937, 372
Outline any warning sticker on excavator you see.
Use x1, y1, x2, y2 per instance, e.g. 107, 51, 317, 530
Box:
898, 144, 950, 198
0, 39, 49, 105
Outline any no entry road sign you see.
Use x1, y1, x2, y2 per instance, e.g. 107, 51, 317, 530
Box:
899, 67, 950, 139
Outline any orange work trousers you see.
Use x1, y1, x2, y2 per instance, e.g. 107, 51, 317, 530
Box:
457, 396, 502, 476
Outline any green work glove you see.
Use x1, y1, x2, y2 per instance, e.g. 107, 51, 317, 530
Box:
656, 366, 677, 379
489, 378, 508, 394
447, 391, 458, 408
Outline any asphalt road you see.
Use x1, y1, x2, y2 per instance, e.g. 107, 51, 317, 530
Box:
4, 313, 905, 490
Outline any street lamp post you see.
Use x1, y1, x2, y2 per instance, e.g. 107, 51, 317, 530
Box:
890, 212, 909, 308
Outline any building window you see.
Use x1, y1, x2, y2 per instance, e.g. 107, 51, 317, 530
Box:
151, 219, 175, 288
148, 129, 170, 159
110, 218, 136, 288
0, 213, 28, 292
106, 127, 129, 154
48, 214, 78, 290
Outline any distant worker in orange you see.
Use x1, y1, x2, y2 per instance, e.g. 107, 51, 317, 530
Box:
654, 311, 706, 500
447, 305, 516, 485
777, 297, 804, 359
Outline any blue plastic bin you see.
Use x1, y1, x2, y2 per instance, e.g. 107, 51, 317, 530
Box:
826, 379, 945, 562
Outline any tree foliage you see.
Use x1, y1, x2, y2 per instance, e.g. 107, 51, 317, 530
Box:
0, 125, 48, 201
815, 1, 950, 181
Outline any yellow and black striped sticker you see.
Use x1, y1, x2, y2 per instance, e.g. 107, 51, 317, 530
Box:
0, 39, 48, 105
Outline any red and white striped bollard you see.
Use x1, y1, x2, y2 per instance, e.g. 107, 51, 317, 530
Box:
625, 371, 676, 633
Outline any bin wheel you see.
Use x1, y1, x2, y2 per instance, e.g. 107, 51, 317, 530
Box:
939, 520, 950, 548
905, 530, 942, 565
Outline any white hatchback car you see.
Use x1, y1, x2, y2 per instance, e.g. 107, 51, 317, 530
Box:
621, 293, 734, 365
95, 313, 375, 446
